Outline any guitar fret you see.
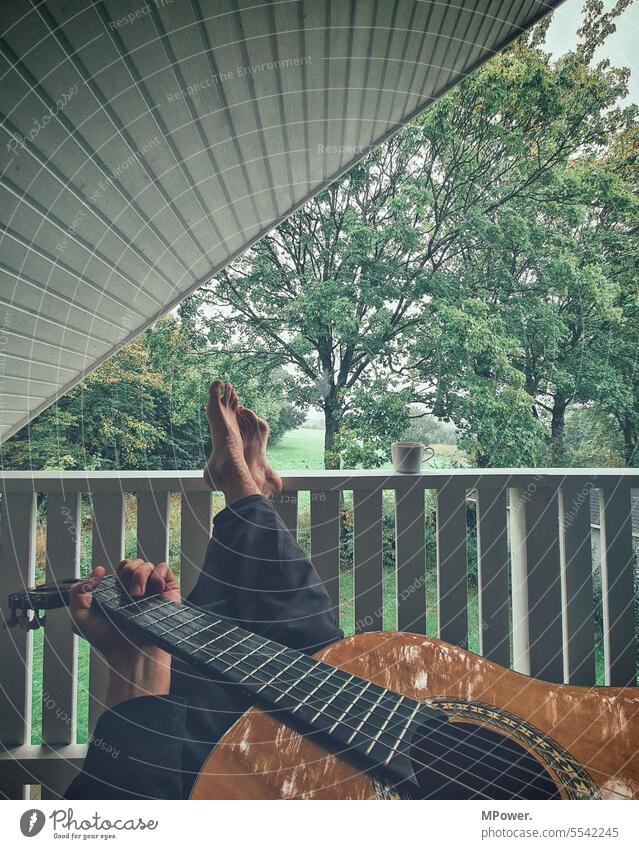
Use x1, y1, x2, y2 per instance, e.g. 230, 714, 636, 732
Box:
90, 577, 435, 781
273, 661, 322, 703
172, 620, 220, 646
140, 604, 186, 631
155, 611, 207, 638
291, 666, 339, 714
256, 655, 304, 694
239, 647, 287, 682
112, 594, 144, 610
204, 632, 252, 665
383, 701, 421, 765
116, 594, 173, 612
346, 686, 388, 744
364, 694, 406, 754
311, 673, 354, 723
329, 681, 371, 734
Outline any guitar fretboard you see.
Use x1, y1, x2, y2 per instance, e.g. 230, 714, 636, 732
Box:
93, 576, 436, 781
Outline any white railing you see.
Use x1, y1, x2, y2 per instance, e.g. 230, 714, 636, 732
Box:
1, 468, 637, 798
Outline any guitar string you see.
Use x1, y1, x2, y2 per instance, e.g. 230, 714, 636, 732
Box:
182, 631, 568, 801
181, 634, 564, 800
110, 591, 582, 793
99, 594, 535, 800
103, 590, 586, 799
94, 582, 624, 799
112, 590, 491, 726
23, 583, 625, 798
100, 592, 570, 800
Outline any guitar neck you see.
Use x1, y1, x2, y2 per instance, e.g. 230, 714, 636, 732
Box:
93, 576, 434, 781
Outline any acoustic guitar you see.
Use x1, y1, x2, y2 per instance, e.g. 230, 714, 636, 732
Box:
8, 576, 639, 800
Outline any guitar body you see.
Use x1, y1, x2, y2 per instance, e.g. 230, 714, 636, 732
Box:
192, 632, 639, 800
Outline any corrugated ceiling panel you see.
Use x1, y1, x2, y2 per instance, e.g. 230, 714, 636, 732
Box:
0, 0, 562, 442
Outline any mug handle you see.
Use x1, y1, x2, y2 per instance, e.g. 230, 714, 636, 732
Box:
422, 446, 435, 464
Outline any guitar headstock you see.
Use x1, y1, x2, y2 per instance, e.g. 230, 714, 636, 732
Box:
6, 579, 79, 630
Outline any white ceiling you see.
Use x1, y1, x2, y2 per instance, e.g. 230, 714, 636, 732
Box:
0, 0, 562, 443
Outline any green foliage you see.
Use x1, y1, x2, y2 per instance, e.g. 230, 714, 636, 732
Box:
5, 2, 638, 473
403, 411, 457, 446
336, 381, 410, 468
194, 8, 638, 469
1, 318, 302, 471
563, 407, 625, 466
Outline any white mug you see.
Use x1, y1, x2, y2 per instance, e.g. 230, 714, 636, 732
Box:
391, 441, 435, 473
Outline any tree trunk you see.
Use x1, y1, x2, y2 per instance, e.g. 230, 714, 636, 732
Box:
476, 451, 490, 468
549, 396, 567, 465
622, 416, 638, 467
323, 406, 341, 470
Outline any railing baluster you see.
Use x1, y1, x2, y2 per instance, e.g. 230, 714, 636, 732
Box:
509, 487, 530, 675
599, 485, 636, 686
137, 491, 169, 564
43, 493, 81, 745
180, 491, 211, 599
476, 485, 510, 667
273, 492, 298, 539
0, 491, 36, 750
310, 490, 340, 617
436, 483, 468, 648
513, 484, 564, 683
353, 488, 383, 633
89, 492, 124, 733
395, 484, 426, 635
559, 479, 596, 685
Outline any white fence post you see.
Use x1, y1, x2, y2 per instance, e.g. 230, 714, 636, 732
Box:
353, 488, 384, 633
0, 491, 36, 749
42, 492, 81, 745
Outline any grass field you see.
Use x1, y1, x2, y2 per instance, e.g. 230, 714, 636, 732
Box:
267, 427, 466, 470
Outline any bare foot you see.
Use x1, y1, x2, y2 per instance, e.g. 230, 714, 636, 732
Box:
237, 407, 282, 499
203, 381, 260, 505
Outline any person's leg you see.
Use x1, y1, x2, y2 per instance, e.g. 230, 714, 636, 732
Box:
172, 382, 342, 794
201, 380, 261, 505
190, 494, 341, 651
191, 381, 341, 652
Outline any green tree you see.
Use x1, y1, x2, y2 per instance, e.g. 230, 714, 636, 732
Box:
1, 317, 303, 471
587, 126, 639, 466
1, 335, 169, 470
406, 14, 636, 466
196, 16, 632, 469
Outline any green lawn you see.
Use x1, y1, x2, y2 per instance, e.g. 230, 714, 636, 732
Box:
267, 427, 466, 470
267, 427, 325, 469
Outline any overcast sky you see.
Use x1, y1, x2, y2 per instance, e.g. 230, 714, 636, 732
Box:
544, 0, 638, 103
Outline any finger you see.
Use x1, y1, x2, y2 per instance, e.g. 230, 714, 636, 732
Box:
70, 565, 105, 613
153, 562, 177, 583
117, 558, 144, 576
128, 561, 155, 597
117, 559, 147, 592
149, 562, 179, 593
148, 567, 166, 594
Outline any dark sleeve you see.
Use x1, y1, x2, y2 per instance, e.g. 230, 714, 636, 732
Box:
65, 695, 187, 800
188, 494, 343, 653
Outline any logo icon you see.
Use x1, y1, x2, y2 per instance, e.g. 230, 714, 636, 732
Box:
20, 809, 45, 838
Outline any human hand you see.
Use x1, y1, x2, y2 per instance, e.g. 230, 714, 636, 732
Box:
70, 560, 181, 707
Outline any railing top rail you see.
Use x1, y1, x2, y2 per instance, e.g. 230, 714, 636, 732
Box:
0, 468, 637, 493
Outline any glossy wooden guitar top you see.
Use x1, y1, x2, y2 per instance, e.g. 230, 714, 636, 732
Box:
192, 632, 639, 800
